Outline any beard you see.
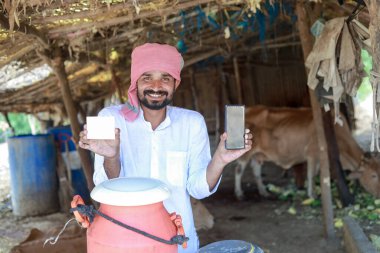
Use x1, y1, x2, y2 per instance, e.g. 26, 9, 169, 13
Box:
138, 89, 174, 110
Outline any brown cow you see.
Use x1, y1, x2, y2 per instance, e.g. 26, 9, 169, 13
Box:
234, 105, 380, 200
191, 198, 214, 231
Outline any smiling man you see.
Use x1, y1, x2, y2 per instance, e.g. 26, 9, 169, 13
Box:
79, 43, 253, 253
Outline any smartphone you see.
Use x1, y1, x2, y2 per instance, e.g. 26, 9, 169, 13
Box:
225, 105, 245, 150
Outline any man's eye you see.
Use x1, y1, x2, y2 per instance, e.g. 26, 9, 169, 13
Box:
143, 77, 151, 81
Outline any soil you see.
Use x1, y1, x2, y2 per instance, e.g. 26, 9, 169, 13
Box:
197, 166, 346, 253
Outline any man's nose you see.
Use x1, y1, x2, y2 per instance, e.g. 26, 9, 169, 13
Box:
151, 79, 162, 88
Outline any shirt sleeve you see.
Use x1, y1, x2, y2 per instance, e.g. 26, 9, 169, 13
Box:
186, 114, 222, 199
92, 107, 122, 186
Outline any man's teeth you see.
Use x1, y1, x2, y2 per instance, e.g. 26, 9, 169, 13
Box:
149, 93, 162, 97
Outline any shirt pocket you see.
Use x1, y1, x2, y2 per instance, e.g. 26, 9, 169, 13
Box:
166, 151, 187, 187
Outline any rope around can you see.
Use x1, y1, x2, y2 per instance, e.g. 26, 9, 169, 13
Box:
70, 204, 189, 246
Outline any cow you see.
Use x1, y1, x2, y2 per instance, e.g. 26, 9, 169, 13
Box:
191, 198, 214, 231
234, 105, 380, 200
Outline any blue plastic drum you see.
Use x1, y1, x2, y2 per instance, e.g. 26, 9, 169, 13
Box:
198, 240, 264, 253
7, 134, 59, 216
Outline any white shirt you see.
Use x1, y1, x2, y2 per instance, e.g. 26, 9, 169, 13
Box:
93, 105, 221, 253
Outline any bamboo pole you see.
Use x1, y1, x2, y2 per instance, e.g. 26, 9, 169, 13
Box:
296, 0, 335, 239
50, 47, 95, 191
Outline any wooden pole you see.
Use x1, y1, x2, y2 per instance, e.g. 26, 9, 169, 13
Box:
323, 112, 355, 207
2, 113, 15, 134
216, 64, 225, 147
233, 57, 243, 104
365, 0, 380, 118
296, 1, 335, 238
50, 47, 95, 191
110, 66, 125, 104
244, 57, 255, 106
189, 67, 200, 111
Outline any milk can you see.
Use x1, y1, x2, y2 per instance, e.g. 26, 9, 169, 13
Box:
71, 177, 187, 253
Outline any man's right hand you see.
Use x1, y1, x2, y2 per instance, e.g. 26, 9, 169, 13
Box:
78, 124, 120, 159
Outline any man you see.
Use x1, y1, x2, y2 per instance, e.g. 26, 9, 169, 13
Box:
79, 43, 252, 252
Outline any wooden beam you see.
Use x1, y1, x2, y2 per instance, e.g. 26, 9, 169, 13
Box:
296, 0, 335, 239
0, 43, 38, 69
49, 46, 95, 191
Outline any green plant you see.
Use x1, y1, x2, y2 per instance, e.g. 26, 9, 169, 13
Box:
357, 49, 373, 102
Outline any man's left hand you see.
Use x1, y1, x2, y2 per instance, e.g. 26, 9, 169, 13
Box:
214, 128, 253, 167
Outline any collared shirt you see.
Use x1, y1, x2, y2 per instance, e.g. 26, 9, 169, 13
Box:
93, 105, 221, 253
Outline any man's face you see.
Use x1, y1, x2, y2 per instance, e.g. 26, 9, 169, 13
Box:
137, 71, 178, 110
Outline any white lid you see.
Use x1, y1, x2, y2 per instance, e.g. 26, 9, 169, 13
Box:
90, 177, 171, 206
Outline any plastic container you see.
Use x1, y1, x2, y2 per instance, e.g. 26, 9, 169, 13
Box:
7, 134, 59, 216
85, 177, 183, 253
197, 240, 264, 253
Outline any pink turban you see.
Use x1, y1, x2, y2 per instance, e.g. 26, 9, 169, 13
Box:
121, 43, 184, 121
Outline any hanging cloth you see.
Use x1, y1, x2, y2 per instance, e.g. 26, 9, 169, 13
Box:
305, 17, 366, 126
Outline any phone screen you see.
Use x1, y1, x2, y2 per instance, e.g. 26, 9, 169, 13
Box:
225, 105, 245, 150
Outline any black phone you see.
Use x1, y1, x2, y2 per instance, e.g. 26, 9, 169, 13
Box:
225, 105, 245, 150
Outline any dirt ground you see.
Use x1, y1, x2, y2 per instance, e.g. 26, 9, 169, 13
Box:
197, 166, 346, 253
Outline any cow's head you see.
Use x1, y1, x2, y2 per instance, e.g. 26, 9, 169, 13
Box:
348, 153, 380, 198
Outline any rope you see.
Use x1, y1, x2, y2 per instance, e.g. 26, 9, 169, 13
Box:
43, 218, 76, 247
370, 70, 380, 152
70, 204, 189, 246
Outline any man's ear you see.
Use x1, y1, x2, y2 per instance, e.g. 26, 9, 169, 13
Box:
174, 80, 181, 89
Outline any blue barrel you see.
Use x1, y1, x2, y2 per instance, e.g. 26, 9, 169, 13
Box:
47, 126, 91, 203
7, 134, 59, 216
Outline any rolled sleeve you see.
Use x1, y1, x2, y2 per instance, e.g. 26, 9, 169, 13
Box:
186, 114, 221, 198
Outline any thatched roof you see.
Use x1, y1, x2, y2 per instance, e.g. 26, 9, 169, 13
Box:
0, 0, 369, 114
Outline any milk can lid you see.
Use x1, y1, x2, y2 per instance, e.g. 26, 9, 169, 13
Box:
90, 177, 171, 206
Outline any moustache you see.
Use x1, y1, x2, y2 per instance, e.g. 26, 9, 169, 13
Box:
144, 90, 168, 96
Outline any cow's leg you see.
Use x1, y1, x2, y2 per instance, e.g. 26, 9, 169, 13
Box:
234, 160, 248, 200
306, 157, 316, 199
293, 163, 307, 189
251, 159, 270, 197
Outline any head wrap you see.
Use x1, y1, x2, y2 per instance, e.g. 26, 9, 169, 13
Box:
121, 43, 184, 121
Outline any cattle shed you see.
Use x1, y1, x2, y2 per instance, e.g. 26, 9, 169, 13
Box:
1, 0, 380, 252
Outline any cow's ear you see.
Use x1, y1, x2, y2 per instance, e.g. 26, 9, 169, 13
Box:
347, 171, 362, 180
